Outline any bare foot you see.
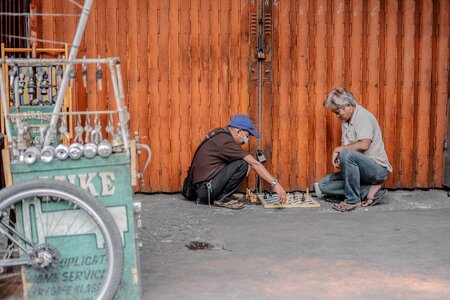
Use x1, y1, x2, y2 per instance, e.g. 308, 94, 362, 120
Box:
332, 201, 362, 212
362, 184, 382, 207
366, 184, 382, 201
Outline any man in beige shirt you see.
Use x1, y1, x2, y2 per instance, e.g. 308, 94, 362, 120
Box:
318, 88, 392, 212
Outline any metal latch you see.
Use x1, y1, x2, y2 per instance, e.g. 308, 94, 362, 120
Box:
257, 149, 267, 163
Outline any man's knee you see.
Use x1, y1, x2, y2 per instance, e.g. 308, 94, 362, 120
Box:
232, 159, 248, 173
318, 176, 332, 194
318, 179, 327, 192
339, 148, 360, 164
339, 148, 351, 160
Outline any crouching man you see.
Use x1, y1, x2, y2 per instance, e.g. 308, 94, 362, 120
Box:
187, 114, 286, 209
319, 88, 392, 212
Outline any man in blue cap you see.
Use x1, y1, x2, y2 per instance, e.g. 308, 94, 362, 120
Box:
186, 114, 286, 209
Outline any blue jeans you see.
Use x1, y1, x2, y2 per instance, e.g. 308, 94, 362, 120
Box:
318, 149, 389, 204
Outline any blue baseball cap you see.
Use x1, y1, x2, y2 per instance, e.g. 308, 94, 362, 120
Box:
229, 114, 261, 138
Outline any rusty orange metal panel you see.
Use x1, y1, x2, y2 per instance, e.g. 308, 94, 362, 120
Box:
190, 0, 202, 158
168, 0, 181, 191
398, 0, 416, 188
330, 0, 345, 170
40, 0, 450, 192
434, 0, 450, 186
179, 0, 193, 189
296, 0, 310, 189
148, 1, 161, 191
40, 0, 54, 48
366, 0, 380, 117
383, 0, 398, 188
210, 1, 220, 128
199, 0, 211, 138
271, 0, 281, 183
229, 0, 240, 117
246, 0, 258, 189
313, 0, 328, 186
415, 0, 433, 187
127, 0, 140, 131
288, 0, 299, 189
350, 0, 363, 101
136, 0, 150, 189
219, 0, 232, 127
239, 1, 250, 116
157, 0, 170, 191
277, 0, 291, 187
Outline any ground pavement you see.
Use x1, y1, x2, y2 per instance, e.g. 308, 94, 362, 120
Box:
137, 189, 450, 300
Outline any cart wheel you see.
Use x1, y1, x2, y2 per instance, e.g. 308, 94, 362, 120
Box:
0, 179, 124, 300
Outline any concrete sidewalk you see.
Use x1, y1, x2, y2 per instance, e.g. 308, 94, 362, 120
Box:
137, 190, 450, 300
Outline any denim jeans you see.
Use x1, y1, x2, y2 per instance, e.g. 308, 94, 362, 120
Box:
195, 160, 248, 204
318, 149, 389, 204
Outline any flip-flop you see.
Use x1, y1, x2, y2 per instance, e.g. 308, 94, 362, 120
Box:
324, 197, 342, 204
332, 202, 358, 212
362, 189, 387, 207
213, 199, 244, 210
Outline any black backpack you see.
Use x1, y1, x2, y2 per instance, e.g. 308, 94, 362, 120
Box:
181, 129, 230, 201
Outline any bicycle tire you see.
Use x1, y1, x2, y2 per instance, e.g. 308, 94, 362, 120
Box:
0, 179, 124, 300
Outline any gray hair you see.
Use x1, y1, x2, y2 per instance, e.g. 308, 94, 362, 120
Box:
323, 88, 358, 110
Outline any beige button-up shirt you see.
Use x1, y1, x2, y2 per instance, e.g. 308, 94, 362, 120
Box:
342, 105, 392, 172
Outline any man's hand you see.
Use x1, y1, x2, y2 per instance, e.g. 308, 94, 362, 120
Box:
332, 151, 340, 168
274, 184, 287, 204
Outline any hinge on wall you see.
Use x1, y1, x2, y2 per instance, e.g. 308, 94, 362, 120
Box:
444, 139, 448, 150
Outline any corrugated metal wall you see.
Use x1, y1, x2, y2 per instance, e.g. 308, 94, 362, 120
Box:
0, 0, 29, 52
21, 0, 450, 192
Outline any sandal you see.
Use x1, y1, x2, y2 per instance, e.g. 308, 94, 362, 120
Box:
362, 189, 387, 207
332, 201, 360, 212
213, 199, 244, 210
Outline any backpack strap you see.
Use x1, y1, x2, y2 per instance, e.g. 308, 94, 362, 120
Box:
189, 128, 231, 168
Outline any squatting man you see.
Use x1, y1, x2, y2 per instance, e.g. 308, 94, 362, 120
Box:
187, 114, 287, 209
318, 88, 392, 212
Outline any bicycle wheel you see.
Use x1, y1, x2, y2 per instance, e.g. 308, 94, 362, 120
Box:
0, 179, 124, 300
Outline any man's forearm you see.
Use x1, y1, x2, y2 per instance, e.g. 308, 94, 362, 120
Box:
335, 139, 371, 153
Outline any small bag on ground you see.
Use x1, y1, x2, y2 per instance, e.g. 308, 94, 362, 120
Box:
181, 167, 196, 201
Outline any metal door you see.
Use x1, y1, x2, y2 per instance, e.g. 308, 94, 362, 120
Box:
443, 97, 450, 189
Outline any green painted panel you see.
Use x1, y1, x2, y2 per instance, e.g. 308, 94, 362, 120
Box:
11, 153, 141, 299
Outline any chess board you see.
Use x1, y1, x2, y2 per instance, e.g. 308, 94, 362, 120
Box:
256, 192, 321, 209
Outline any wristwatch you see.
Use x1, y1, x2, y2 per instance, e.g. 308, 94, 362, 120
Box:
271, 179, 278, 186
